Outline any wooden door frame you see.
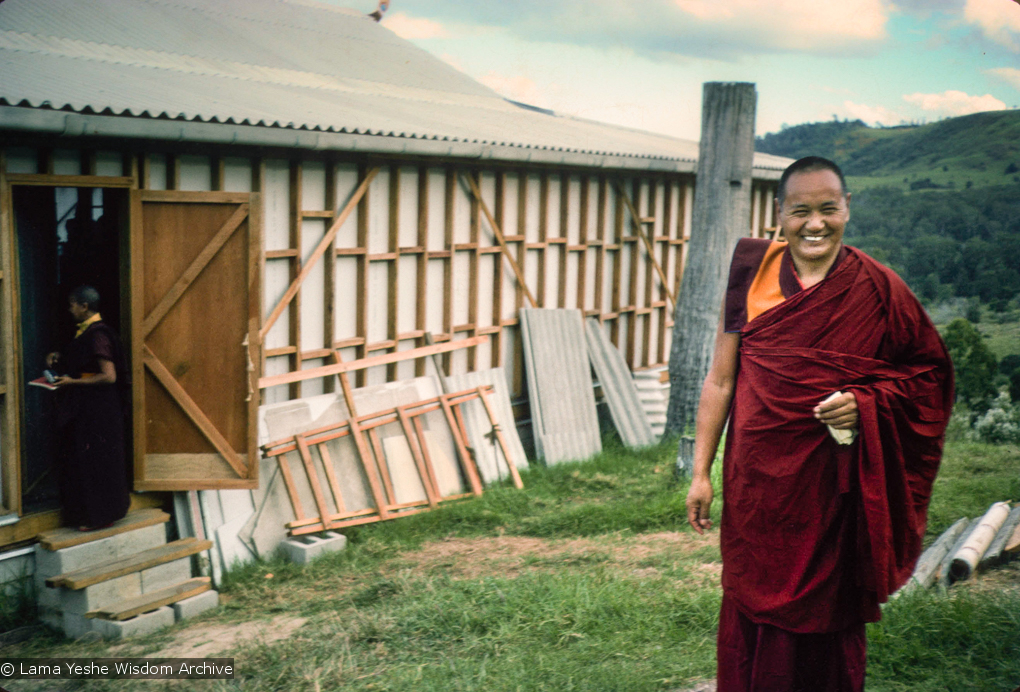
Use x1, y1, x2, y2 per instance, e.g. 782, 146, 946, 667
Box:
0, 170, 136, 518
130, 190, 262, 491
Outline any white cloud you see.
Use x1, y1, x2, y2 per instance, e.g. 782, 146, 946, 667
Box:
389, 0, 891, 59
963, 0, 1020, 52
903, 89, 1007, 115
988, 66, 1020, 89
477, 71, 551, 108
382, 12, 449, 40
840, 100, 904, 125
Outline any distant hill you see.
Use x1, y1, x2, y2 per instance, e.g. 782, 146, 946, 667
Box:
756, 110, 1020, 192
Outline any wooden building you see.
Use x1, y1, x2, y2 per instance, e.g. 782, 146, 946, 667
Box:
0, 0, 788, 549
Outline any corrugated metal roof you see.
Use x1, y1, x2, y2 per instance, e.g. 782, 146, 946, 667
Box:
0, 0, 791, 170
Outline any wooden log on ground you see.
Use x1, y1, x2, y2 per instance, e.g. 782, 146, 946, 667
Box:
949, 501, 1011, 583
981, 505, 1020, 568
939, 517, 979, 588
906, 517, 970, 591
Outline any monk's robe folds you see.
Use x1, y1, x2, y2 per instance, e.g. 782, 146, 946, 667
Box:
721, 247, 953, 633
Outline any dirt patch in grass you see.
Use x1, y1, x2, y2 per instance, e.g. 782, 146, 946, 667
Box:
393, 530, 719, 580
112, 614, 308, 659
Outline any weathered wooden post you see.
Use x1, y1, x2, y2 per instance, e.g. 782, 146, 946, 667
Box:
664, 82, 757, 437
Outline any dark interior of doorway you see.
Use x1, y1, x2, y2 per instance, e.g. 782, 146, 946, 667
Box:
14, 186, 128, 516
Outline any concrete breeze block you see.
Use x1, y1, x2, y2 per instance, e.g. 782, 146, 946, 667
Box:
94, 606, 175, 640
62, 611, 97, 640
281, 531, 347, 565
140, 558, 193, 593
172, 589, 219, 621
34, 524, 167, 577
61, 573, 142, 615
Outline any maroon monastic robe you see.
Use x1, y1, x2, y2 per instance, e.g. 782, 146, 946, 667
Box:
720, 240, 953, 634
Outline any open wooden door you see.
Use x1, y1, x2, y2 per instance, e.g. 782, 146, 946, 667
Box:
131, 190, 261, 490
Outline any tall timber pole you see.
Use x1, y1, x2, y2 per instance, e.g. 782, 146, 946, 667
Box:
664, 82, 757, 438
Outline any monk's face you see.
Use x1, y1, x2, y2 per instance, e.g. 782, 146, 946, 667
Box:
777, 169, 850, 270
68, 299, 90, 323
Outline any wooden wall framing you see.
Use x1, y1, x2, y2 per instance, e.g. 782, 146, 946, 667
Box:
0, 142, 778, 523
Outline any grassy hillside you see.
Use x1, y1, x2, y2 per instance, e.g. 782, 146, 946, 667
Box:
756, 110, 1020, 192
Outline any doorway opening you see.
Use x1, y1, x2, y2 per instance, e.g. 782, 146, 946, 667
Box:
13, 185, 129, 517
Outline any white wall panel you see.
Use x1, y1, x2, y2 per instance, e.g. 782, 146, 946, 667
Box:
334, 164, 360, 248
178, 155, 211, 191
566, 175, 581, 244
300, 358, 327, 397
147, 154, 167, 190
5, 148, 36, 173
223, 158, 252, 193
367, 261, 389, 343
398, 255, 418, 333
334, 257, 358, 340
525, 174, 541, 242
426, 168, 447, 252
452, 177, 472, 245
425, 260, 445, 333
501, 252, 518, 321
263, 355, 292, 405
398, 166, 419, 247
478, 253, 495, 328
300, 218, 326, 350
262, 159, 290, 251
367, 168, 389, 254
52, 149, 80, 175
452, 253, 470, 327
301, 161, 326, 211
263, 260, 292, 350
96, 151, 122, 177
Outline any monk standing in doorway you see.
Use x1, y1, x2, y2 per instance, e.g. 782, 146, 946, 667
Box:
48, 285, 130, 531
685, 157, 954, 690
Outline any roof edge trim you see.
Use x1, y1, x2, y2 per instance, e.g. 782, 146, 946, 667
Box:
0, 106, 784, 178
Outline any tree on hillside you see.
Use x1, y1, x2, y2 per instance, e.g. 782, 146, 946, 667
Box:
943, 318, 998, 412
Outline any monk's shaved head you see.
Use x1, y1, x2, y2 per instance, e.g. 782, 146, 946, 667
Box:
777, 157, 848, 206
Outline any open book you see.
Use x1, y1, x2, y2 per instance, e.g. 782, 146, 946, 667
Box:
29, 376, 58, 391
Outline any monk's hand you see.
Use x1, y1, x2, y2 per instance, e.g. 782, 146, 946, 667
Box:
686, 476, 714, 534
52, 376, 74, 388
814, 391, 858, 430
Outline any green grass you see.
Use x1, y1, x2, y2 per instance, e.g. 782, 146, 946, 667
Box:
4, 434, 1019, 691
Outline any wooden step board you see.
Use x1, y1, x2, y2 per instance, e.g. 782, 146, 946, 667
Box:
47, 537, 212, 590
86, 578, 212, 621
36, 509, 170, 551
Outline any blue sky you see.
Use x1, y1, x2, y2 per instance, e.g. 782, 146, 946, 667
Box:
345, 0, 1020, 141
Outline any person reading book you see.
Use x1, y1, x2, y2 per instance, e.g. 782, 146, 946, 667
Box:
46, 285, 130, 531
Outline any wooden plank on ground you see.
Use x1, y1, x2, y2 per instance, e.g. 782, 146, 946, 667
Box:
37, 509, 170, 551
86, 577, 211, 621
48, 537, 213, 590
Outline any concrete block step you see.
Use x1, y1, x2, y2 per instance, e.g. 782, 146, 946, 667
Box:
86, 577, 211, 621
47, 538, 211, 591
173, 589, 219, 621
36, 523, 167, 579
93, 606, 175, 640
36, 509, 170, 551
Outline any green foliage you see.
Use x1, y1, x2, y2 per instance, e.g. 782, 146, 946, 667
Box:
943, 319, 998, 411
1012, 370, 1020, 402
968, 392, 1020, 444
757, 110, 1020, 191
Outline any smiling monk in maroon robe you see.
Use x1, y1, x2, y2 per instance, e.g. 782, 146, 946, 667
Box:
685, 157, 954, 692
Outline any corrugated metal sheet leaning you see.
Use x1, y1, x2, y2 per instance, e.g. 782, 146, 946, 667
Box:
585, 318, 657, 449
520, 309, 603, 465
